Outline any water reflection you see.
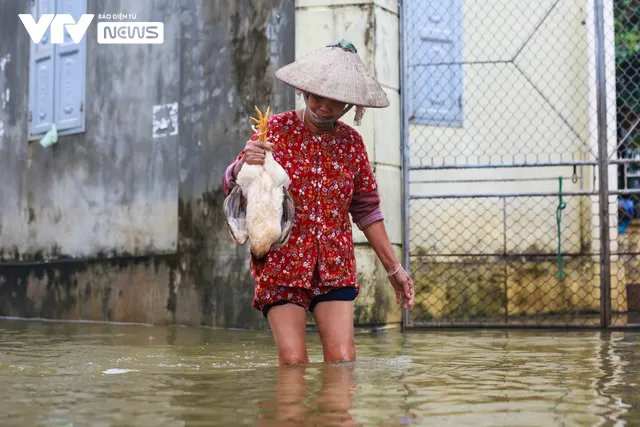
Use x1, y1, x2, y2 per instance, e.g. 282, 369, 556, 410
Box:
594, 332, 638, 424
256, 363, 358, 426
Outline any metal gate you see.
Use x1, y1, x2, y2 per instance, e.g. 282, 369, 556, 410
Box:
401, 0, 640, 328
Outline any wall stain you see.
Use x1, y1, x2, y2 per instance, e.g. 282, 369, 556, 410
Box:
229, 1, 274, 122
363, 3, 376, 70
27, 207, 35, 224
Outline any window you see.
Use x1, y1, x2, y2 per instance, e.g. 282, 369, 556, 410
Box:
407, 0, 464, 127
28, 0, 87, 140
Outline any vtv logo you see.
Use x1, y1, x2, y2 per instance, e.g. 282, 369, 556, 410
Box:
19, 14, 94, 44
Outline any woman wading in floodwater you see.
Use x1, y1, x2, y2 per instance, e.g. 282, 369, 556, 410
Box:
223, 40, 414, 366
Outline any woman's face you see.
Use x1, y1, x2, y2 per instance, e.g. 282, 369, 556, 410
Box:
304, 93, 347, 128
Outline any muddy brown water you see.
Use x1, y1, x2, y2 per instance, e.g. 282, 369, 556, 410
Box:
0, 319, 639, 426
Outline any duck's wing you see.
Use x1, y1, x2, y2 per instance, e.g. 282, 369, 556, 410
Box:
223, 185, 248, 245
272, 187, 295, 249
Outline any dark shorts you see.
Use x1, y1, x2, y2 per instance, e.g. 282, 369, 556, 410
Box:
262, 286, 358, 318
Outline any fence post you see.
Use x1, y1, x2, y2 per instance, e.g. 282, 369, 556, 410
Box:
400, 0, 411, 332
594, 0, 611, 328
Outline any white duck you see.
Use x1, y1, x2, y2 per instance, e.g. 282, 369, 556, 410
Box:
223, 106, 295, 259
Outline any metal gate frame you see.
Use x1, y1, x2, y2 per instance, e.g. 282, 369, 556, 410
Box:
399, 0, 640, 330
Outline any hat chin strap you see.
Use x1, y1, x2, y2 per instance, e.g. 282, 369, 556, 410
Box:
341, 104, 355, 118
339, 104, 366, 126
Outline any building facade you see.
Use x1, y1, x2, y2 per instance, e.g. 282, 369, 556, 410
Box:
0, 0, 404, 328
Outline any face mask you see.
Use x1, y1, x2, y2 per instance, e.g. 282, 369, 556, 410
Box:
306, 106, 339, 128
302, 93, 346, 128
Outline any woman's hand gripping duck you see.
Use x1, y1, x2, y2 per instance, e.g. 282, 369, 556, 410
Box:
224, 106, 295, 260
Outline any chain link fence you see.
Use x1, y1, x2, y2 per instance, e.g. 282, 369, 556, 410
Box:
401, 0, 640, 328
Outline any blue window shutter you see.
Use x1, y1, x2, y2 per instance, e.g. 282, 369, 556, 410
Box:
53, 0, 87, 134
407, 0, 464, 127
28, 0, 56, 138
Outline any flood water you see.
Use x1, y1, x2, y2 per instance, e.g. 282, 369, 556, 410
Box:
0, 319, 639, 426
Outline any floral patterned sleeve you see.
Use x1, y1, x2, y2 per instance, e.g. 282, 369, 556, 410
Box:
222, 150, 245, 196
349, 133, 384, 229
352, 133, 378, 194
350, 188, 384, 230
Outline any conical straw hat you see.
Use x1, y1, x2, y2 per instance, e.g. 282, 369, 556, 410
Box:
275, 40, 390, 109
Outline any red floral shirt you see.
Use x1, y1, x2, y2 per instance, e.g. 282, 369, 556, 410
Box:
227, 110, 379, 291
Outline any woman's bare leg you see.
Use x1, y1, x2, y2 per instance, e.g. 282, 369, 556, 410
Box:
312, 301, 356, 363
267, 303, 310, 366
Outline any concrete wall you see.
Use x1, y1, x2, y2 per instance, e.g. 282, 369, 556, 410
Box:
295, 0, 404, 325
0, 0, 181, 259
0, 0, 405, 328
0, 0, 299, 329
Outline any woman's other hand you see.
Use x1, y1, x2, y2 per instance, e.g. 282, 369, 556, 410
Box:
388, 266, 414, 310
